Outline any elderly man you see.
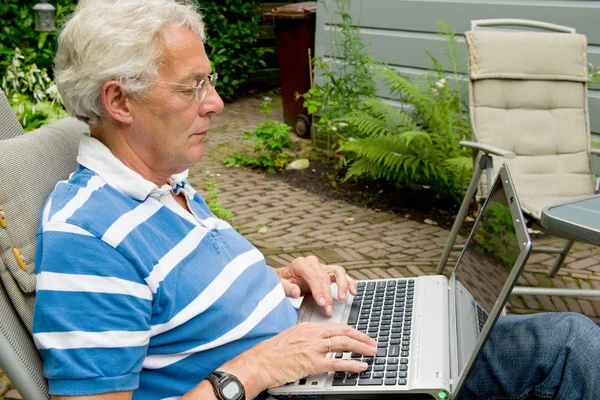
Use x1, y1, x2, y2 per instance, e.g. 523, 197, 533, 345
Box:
33, 1, 600, 400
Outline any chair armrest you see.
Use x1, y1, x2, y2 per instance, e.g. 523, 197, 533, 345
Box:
590, 148, 600, 156
459, 141, 517, 159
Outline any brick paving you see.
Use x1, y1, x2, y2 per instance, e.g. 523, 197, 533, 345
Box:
190, 94, 600, 325
4, 94, 600, 397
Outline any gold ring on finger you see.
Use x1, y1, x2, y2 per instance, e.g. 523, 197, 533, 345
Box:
327, 337, 332, 353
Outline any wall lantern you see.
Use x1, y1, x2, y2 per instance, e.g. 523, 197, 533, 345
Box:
33, 0, 56, 32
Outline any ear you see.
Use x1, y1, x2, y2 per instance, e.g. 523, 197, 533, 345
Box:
101, 81, 133, 124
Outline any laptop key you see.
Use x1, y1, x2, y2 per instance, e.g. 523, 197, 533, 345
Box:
334, 372, 345, 379
398, 378, 408, 385
399, 371, 408, 378
373, 371, 384, 379
358, 378, 384, 386
386, 365, 398, 372
400, 358, 409, 364
388, 345, 400, 357
347, 372, 359, 379
387, 358, 399, 365
401, 351, 409, 357
385, 371, 397, 378
384, 378, 397, 386
332, 379, 357, 386
399, 365, 408, 371
347, 301, 361, 325
375, 358, 386, 365
376, 348, 387, 357
351, 353, 362, 358
374, 365, 385, 371
335, 353, 344, 358
359, 371, 371, 379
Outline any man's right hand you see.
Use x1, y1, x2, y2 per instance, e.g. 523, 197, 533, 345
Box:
223, 322, 377, 398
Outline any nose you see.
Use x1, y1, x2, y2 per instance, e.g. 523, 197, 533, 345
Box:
199, 85, 224, 116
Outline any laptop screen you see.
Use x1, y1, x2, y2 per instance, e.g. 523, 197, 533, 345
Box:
452, 173, 522, 376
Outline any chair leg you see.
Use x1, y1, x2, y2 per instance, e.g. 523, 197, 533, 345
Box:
548, 239, 574, 277
436, 162, 485, 274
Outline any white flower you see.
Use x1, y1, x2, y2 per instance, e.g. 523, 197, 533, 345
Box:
348, 137, 357, 142
338, 122, 348, 127
392, 152, 403, 157
331, 126, 337, 131
435, 80, 445, 89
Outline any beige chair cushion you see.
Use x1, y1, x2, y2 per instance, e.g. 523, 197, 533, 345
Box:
466, 30, 587, 81
0, 118, 87, 333
466, 30, 595, 218
0, 90, 24, 140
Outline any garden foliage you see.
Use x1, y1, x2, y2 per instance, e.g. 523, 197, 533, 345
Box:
300, 0, 378, 132
2, 48, 67, 131
0, 0, 76, 74
308, 14, 472, 198
223, 97, 296, 173
199, 0, 267, 100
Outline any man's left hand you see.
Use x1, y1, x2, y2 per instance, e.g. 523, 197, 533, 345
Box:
275, 256, 358, 316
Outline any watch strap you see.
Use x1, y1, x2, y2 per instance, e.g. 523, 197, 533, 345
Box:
207, 371, 246, 400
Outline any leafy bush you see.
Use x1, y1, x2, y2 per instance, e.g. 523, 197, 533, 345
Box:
0, 0, 76, 74
199, 0, 266, 100
337, 20, 472, 197
2, 48, 67, 131
300, 0, 378, 132
223, 96, 296, 173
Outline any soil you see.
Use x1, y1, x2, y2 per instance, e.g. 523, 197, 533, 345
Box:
268, 152, 476, 233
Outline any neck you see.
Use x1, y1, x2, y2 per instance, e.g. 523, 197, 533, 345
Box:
90, 125, 171, 187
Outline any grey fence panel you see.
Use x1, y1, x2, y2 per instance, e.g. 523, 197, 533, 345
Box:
315, 0, 600, 136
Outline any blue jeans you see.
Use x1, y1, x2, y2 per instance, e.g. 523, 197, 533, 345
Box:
459, 312, 600, 400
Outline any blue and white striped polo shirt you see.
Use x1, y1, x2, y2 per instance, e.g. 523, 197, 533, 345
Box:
32, 135, 298, 399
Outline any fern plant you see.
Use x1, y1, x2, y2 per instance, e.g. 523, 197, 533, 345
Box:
338, 20, 472, 197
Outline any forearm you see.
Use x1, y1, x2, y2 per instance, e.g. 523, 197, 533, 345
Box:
181, 348, 266, 400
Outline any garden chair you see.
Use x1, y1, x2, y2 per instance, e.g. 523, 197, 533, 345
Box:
436, 19, 599, 278
0, 90, 24, 140
0, 90, 88, 398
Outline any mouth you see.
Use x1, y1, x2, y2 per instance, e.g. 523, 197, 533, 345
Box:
193, 131, 208, 140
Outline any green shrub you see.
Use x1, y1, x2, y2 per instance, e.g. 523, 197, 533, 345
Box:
0, 1, 76, 74
300, 0, 378, 132
2, 48, 67, 131
199, 0, 266, 100
223, 96, 296, 173
337, 20, 472, 197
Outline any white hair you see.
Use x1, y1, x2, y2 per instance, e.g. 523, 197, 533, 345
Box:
54, 0, 206, 126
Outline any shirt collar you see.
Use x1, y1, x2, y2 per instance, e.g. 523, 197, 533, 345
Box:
77, 135, 189, 201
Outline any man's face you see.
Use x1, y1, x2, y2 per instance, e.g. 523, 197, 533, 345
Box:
128, 25, 224, 177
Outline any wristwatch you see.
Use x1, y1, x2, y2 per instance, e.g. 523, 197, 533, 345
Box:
207, 371, 246, 400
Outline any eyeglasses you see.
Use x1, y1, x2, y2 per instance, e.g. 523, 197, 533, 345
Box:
139, 73, 218, 103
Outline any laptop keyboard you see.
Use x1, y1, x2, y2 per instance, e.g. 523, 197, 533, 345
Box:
332, 279, 415, 387
476, 303, 489, 333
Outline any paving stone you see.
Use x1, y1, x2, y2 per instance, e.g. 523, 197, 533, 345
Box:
4, 388, 22, 400
182, 94, 600, 325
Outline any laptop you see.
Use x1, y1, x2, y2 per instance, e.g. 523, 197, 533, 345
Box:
268, 163, 532, 400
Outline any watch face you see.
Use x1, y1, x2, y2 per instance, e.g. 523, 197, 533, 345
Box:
222, 379, 242, 399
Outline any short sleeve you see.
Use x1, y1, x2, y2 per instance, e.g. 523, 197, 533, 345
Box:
33, 225, 153, 396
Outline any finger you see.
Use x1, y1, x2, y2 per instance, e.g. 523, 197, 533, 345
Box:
326, 265, 349, 301
347, 275, 358, 296
305, 256, 333, 315
318, 323, 377, 347
323, 358, 370, 373
281, 280, 302, 298
328, 335, 377, 357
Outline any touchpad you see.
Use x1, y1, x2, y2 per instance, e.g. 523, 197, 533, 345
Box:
298, 284, 347, 323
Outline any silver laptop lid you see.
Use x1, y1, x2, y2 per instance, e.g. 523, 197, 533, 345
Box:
450, 163, 532, 397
